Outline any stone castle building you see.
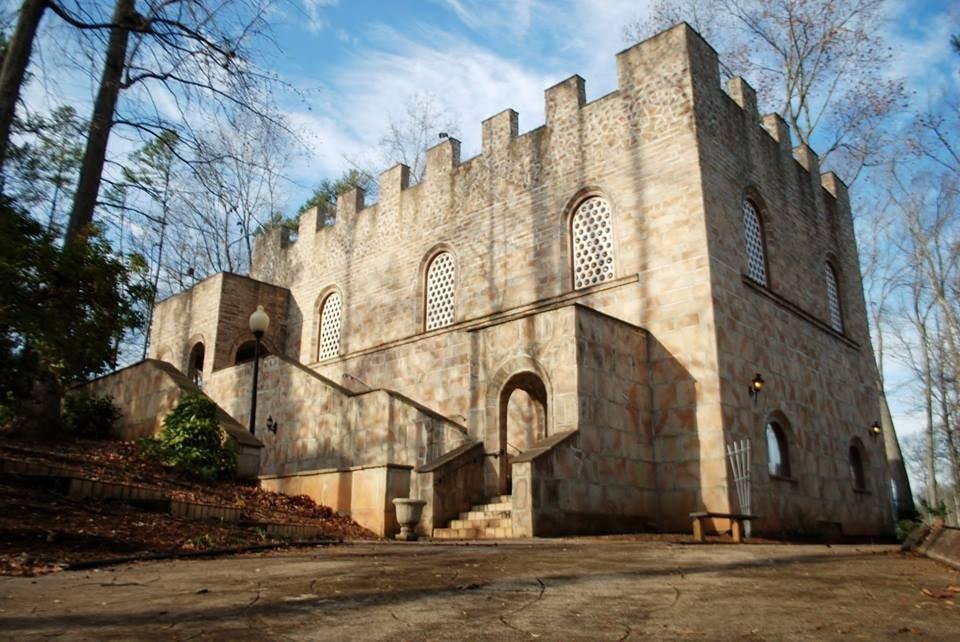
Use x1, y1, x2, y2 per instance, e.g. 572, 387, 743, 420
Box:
106, 24, 894, 538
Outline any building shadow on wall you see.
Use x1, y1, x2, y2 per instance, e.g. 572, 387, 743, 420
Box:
283, 297, 303, 362
645, 334, 701, 533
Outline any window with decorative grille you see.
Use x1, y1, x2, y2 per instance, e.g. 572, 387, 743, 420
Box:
766, 422, 790, 478
425, 252, 456, 330
571, 196, 615, 290
742, 199, 768, 286
825, 263, 843, 333
318, 291, 342, 360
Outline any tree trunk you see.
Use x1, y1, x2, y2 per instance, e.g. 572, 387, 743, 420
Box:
0, 0, 47, 178
64, 0, 135, 247
878, 382, 917, 519
921, 335, 939, 507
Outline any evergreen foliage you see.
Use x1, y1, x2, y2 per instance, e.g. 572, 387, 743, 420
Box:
0, 199, 152, 424
144, 394, 236, 480
62, 393, 121, 439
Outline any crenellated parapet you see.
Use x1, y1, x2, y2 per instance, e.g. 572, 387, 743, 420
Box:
250, 21, 850, 288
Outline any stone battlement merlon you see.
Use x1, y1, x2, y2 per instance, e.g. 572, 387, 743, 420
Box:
545, 75, 587, 125
722, 75, 849, 213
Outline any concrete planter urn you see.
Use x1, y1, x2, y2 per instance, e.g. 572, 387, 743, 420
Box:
392, 498, 427, 541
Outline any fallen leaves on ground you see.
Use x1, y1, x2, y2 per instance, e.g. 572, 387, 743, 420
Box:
0, 435, 376, 576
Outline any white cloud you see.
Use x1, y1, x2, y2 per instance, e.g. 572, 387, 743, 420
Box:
283, 25, 553, 191
882, 4, 960, 106
433, 0, 545, 38
303, 0, 340, 34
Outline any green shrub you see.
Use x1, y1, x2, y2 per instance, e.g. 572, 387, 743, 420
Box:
895, 519, 921, 542
62, 393, 121, 439
146, 394, 236, 480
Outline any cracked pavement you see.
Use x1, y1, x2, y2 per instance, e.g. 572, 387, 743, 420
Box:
1, 540, 958, 640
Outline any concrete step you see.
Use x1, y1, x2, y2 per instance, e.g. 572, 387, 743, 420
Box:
433, 526, 513, 539
449, 517, 511, 530
459, 510, 511, 521
470, 501, 512, 513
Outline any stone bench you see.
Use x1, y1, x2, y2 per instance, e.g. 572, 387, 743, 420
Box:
690, 511, 757, 543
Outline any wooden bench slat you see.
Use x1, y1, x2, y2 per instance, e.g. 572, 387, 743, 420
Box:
690, 512, 757, 520
689, 512, 758, 543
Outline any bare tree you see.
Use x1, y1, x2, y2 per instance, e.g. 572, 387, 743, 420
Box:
886, 132, 960, 523
625, 0, 905, 185
378, 92, 459, 184
0, 0, 45, 175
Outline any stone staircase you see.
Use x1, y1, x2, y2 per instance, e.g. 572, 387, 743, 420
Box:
432, 495, 513, 539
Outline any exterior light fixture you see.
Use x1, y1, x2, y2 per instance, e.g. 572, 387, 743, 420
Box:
247, 305, 270, 436
266, 415, 279, 435
748, 373, 764, 402
869, 421, 882, 438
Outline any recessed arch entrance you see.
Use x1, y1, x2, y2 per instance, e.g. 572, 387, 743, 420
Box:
187, 341, 205, 388
498, 371, 548, 495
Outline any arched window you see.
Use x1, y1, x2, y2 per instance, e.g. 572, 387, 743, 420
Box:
825, 262, 843, 333
425, 252, 456, 330
318, 291, 343, 360
571, 196, 615, 290
187, 342, 204, 388
849, 438, 867, 490
235, 340, 269, 364
766, 421, 790, 478
742, 198, 768, 286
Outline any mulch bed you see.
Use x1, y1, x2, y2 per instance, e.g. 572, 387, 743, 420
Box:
0, 435, 377, 576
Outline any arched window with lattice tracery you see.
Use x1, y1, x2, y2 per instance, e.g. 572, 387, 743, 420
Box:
742, 198, 768, 286
318, 291, 343, 360
425, 252, 456, 330
825, 262, 843, 333
571, 196, 616, 290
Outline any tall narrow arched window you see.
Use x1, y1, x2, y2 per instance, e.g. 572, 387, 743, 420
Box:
187, 342, 204, 388
571, 196, 615, 290
742, 198, 768, 286
849, 438, 867, 491
425, 252, 456, 330
825, 262, 843, 333
766, 421, 790, 478
318, 291, 343, 360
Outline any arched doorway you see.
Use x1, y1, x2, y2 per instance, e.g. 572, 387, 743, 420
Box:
187, 342, 204, 388
234, 340, 270, 364
498, 372, 547, 495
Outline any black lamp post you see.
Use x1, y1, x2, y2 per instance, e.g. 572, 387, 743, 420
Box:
248, 305, 270, 436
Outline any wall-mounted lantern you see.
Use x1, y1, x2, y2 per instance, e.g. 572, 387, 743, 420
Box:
748, 373, 765, 403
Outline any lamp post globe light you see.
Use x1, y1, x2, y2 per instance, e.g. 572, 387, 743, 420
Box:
248, 305, 270, 436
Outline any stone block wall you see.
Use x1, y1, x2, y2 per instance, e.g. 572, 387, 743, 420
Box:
510, 308, 655, 536
203, 355, 470, 477
260, 464, 412, 536
412, 442, 486, 535
149, 273, 289, 381
689, 36, 892, 534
